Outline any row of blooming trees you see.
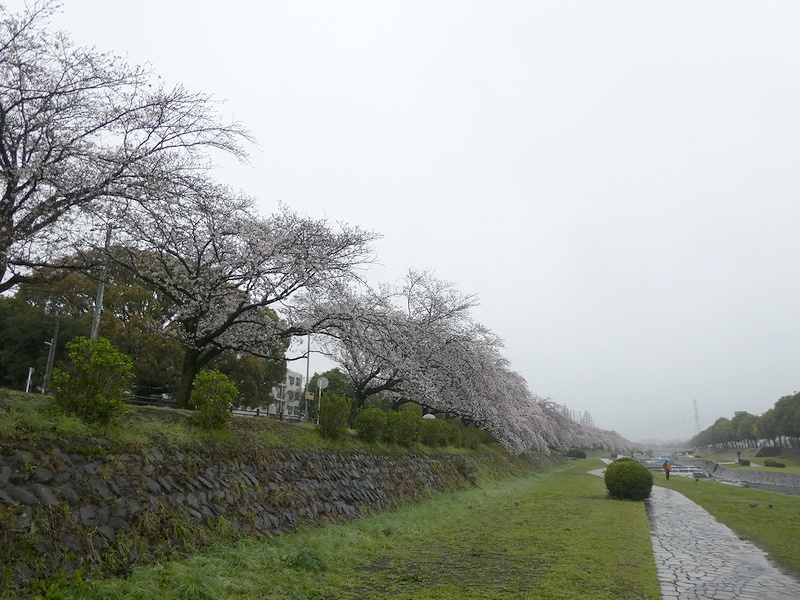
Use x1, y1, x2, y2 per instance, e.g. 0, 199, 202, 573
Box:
302, 270, 634, 454
0, 2, 635, 455
692, 391, 800, 448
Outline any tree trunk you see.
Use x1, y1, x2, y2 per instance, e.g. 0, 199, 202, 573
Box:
391, 398, 409, 411
177, 348, 202, 408
345, 392, 368, 428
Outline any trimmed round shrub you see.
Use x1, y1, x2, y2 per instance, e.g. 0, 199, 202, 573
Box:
189, 369, 238, 430
354, 407, 387, 443
613, 457, 636, 463
604, 459, 653, 501
764, 459, 786, 468
53, 336, 133, 425
738, 458, 751, 466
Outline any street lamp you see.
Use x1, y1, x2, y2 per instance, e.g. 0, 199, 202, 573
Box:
42, 316, 60, 394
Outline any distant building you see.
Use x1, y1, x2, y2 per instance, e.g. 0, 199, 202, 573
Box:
269, 369, 305, 419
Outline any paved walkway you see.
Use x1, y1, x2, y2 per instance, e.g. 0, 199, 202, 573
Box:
647, 485, 800, 599
590, 461, 800, 599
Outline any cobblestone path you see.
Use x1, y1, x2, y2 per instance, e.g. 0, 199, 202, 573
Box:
647, 485, 800, 599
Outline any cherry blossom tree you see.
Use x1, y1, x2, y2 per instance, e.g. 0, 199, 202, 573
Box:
310, 270, 479, 412
103, 181, 378, 405
0, 1, 250, 292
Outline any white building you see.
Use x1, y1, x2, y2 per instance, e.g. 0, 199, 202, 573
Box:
269, 369, 305, 419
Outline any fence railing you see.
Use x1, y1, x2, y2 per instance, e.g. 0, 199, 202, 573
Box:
123, 394, 177, 408
232, 406, 305, 422
123, 395, 308, 423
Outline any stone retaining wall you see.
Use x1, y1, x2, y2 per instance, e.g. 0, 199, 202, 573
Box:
0, 443, 536, 593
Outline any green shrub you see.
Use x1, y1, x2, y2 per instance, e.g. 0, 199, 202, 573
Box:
764, 459, 786, 468
319, 393, 351, 440
354, 407, 387, 443
565, 448, 587, 459
613, 457, 637, 463
443, 420, 462, 446
738, 458, 751, 466
383, 410, 420, 446
604, 459, 653, 501
420, 418, 460, 447
189, 370, 238, 430
460, 427, 494, 449
53, 336, 133, 425
460, 427, 484, 449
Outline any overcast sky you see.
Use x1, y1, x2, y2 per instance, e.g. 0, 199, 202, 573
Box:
30, 1, 800, 442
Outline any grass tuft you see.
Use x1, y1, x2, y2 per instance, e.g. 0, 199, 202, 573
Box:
280, 547, 328, 572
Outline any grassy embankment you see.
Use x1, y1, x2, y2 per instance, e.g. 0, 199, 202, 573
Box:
1, 390, 660, 599
38, 459, 659, 600
0, 388, 365, 453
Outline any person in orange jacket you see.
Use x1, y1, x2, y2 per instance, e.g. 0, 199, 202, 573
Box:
663, 460, 672, 480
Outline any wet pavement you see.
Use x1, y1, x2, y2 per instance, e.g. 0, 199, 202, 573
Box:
590, 461, 800, 599
647, 485, 800, 599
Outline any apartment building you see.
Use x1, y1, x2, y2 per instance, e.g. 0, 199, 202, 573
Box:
269, 369, 305, 419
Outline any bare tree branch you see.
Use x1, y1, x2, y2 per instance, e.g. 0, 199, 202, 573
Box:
0, 1, 252, 291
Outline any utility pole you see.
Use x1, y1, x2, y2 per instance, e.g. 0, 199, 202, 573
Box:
90, 224, 112, 339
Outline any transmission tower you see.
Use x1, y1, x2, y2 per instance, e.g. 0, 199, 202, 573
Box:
693, 400, 701, 434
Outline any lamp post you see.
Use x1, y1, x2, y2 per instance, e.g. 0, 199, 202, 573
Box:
25, 367, 34, 393
42, 316, 60, 394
